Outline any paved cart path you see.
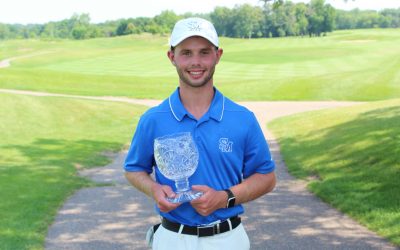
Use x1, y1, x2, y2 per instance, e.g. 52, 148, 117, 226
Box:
1, 89, 397, 250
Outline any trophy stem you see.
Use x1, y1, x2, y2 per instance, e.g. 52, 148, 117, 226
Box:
175, 178, 190, 193
166, 177, 203, 203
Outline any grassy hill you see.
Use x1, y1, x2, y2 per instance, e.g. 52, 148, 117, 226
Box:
1, 29, 399, 101
269, 99, 400, 246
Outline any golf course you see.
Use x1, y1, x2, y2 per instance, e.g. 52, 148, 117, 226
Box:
0, 28, 399, 249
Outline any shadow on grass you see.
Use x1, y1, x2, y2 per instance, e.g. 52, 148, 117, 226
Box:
44, 150, 160, 250
276, 105, 400, 245
0, 138, 123, 250
6, 138, 122, 169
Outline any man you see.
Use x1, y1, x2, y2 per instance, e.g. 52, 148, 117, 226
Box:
124, 17, 276, 250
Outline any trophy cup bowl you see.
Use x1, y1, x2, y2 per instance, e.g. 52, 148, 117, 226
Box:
154, 132, 203, 203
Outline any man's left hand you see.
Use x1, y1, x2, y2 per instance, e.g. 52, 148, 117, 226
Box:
190, 185, 227, 216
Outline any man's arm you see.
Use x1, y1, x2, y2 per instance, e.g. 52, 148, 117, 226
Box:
125, 171, 180, 213
231, 171, 276, 204
191, 171, 276, 216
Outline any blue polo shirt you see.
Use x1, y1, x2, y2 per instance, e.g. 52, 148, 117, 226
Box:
124, 87, 275, 226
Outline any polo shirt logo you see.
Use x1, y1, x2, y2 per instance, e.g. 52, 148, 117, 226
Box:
219, 138, 233, 153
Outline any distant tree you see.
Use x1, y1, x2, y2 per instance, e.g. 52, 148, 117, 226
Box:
146, 20, 164, 35
259, 0, 284, 9
307, 0, 326, 36
153, 10, 180, 34
0, 23, 10, 39
322, 4, 336, 33
98, 21, 118, 37
335, 9, 355, 29
87, 25, 102, 38
71, 13, 91, 27
41, 22, 56, 38
69, 13, 91, 39
116, 20, 139, 35
54, 19, 72, 38
126, 23, 137, 34
232, 4, 263, 38
295, 3, 309, 36
210, 6, 234, 37
282, 2, 298, 36
116, 20, 129, 36
380, 9, 400, 28
132, 17, 153, 33
0, 0, 398, 41
357, 11, 380, 28
267, 4, 287, 37
72, 26, 88, 39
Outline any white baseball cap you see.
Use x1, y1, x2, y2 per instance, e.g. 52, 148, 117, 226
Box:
169, 17, 219, 48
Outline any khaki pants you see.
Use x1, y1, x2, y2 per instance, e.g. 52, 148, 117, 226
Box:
152, 223, 250, 250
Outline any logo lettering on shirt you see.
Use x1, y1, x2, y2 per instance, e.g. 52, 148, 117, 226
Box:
219, 138, 233, 153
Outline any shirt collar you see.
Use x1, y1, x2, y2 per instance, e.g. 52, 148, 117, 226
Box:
168, 87, 225, 122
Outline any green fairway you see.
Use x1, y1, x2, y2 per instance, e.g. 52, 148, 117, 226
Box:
0, 93, 146, 249
268, 99, 400, 246
1, 29, 399, 100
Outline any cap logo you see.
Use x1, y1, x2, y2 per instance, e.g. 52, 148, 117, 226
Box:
170, 17, 218, 47
187, 21, 202, 32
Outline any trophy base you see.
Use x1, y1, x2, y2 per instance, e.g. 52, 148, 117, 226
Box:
167, 190, 203, 203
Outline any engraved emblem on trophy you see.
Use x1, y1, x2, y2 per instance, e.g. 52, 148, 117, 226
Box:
154, 132, 203, 203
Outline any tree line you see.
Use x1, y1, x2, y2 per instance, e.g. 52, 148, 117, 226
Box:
0, 0, 399, 40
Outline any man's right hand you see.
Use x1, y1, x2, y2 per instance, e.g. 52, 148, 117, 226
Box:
151, 183, 181, 213
125, 171, 181, 213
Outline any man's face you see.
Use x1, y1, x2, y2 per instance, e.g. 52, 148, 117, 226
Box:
168, 36, 223, 88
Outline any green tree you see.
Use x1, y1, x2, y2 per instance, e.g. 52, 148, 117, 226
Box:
210, 6, 234, 37
87, 25, 102, 38
1, 0, 398, 40
322, 4, 336, 33
335, 10, 356, 29
69, 13, 91, 39
259, 0, 284, 9
0, 23, 10, 39
132, 17, 153, 34
54, 19, 72, 38
153, 10, 180, 35
126, 23, 137, 34
116, 20, 138, 35
380, 9, 400, 28
232, 4, 263, 38
282, 2, 298, 36
72, 26, 88, 39
116, 20, 129, 36
295, 3, 309, 36
41, 22, 56, 38
307, 0, 325, 36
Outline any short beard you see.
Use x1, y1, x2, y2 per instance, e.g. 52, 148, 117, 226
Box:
176, 65, 216, 88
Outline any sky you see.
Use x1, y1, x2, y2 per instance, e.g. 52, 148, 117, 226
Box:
0, 0, 399, 24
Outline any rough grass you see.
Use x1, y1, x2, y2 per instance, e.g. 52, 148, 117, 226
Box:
268, 99, 400, 246
0, 93, 146, 249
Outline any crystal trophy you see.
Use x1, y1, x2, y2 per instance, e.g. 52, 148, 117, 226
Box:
154, 132, 203, 203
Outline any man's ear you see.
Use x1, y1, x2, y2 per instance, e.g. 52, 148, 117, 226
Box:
167, 50, 175, 66
216, 48, 223, 64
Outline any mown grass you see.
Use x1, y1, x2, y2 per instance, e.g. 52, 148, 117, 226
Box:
268, 99, 400, 246
1, 29, 399, 101
0, 93, 146, 249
